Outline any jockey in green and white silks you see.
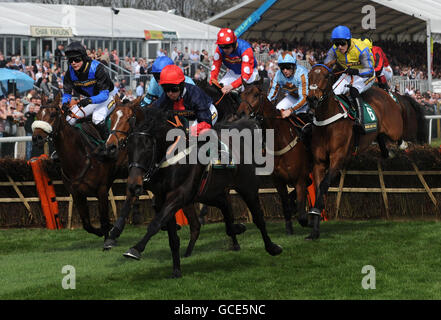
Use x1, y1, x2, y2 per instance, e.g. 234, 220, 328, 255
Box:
267, 51, 309, 119
140, 56, 195, 108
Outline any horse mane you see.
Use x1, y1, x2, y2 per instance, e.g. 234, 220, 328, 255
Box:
401, 94, 428, 144
137, 107, 170, 137
214, 115, 260, 132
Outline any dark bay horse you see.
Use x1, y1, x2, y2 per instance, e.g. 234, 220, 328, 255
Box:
306, 60, 403, 240
237, 84, 311, 235
104, 100, 203, 257
32, 94, 140, 244
123, 108, 282, 278
394, 92, 427, 146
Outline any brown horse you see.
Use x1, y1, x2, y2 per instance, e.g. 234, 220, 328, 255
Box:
31, 94, 141, 245
104, 102, 217, 257
306, 60, 403, 240
237, 84, 311, 234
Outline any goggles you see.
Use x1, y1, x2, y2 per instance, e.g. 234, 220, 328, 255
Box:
219, 44, 234, 50
279, 63, 294, 71
162, 84, 181, 93
333, 40, 347, 47
68, 56, 83, 64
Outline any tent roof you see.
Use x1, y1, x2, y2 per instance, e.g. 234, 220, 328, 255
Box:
0, 2, 220, 40
205, 0, 441, 41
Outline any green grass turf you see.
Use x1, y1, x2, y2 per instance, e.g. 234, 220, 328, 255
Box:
1, 220, 441, 300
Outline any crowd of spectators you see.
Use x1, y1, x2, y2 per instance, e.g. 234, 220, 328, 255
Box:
1, 37, 441, 160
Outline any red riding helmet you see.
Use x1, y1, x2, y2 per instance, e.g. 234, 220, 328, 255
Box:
159, 65, 185, 85
216, 28, 237, 45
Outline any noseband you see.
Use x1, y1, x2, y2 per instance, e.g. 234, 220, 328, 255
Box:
31, 105, 61, 143
128, 131, 158, 184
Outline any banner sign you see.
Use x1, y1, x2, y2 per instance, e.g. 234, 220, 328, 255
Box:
30, 26, 73, 37
144, 30, 178, 41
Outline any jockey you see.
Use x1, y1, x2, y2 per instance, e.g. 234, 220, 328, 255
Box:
267, 51, 309, 120
362, 38, 392, 91
62, 41, 117, 139
209, 28, 259, 96
324, 25, 375, 133
152, 64, 218, 136
140, 56, 195, 108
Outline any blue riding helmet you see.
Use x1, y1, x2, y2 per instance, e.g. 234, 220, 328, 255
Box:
277, 52, 297, 65
151, 56, 174, 73
331, 25, 351, 40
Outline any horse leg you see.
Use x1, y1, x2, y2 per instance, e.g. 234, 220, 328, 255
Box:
103, 193, 136, 250
213, 194, 246, 251
166, 215, 182, 278
237, 187, 282, 256
73, 193, 104, 237
131, 198, 143, 225
295, 178, 308, 228
97, 187, 112, 240
377, 134, 390, 159
273, 178, 294, 235
307, 156, 344, 240
123, 193, 183, 261
182, 203, 201, 258
198, 204, 208, 225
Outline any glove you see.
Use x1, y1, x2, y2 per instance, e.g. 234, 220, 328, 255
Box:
190, 121, 211, 137
345, 68, 359, 76
61, 102, 71, 114
77, 98, 92, 108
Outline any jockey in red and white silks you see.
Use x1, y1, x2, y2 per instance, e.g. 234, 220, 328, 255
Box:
210, 28, 259, 94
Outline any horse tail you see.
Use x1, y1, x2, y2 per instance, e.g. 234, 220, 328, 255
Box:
402, 94, 427, 144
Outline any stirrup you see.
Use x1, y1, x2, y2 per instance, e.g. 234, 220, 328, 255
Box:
50, 150, 59, 161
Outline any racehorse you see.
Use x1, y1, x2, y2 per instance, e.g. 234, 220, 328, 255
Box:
394, 92, 427, 146
123, 108, 282, 278
306, 60, 403, 240
237, 84, 311, 235
103, 98, 204, 257
32, 94, 138, 245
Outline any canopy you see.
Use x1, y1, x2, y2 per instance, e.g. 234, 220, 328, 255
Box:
0, 2, 220, 40
205, 0, 441, 42
0, 68, 34, 96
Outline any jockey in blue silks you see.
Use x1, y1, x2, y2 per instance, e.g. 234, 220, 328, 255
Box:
61, 41, 117, 139
140, 56, 195, 108
267, 51, 309, 119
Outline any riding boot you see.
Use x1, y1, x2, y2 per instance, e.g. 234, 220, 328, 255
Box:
230, 89, 242, 106
95, 121, 109, 141
349, 87, 365, 134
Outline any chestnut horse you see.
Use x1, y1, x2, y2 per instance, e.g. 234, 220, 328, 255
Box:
306, 61, 403, 240
237, 84, 311, 235
103, 100, 204, 257
31, 94, 141, 246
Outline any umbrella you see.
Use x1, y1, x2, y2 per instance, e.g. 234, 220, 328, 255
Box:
0, 68, 34, 96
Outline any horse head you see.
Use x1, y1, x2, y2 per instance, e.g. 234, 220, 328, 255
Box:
307, 59, 336, 111
126, 108, 171, 196
31, 93, 62, 148
105, 95, 143, 160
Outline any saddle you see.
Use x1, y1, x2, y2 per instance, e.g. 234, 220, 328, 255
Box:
335, 95, 377, 133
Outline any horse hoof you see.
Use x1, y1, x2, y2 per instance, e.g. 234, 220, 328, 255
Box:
171, 270, 182, 278
266, 243, 283, 256
123, 248, 141, 260
103, 238, 117, 250
233, 223, 246, 235
230, 243, 241, 251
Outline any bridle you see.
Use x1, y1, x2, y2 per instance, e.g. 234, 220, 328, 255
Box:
127, 131, 159, 184
31, 105, 62, 144
108, 113, 136, 150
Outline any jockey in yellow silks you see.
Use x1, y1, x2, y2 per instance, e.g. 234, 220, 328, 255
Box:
324, 25, 375, 132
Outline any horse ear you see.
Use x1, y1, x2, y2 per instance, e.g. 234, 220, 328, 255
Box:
114, 94, 121, 105
40, 94, 47, 106
325, 59, 336, 68
53, 92, 61, 106
133, 96, 142, 106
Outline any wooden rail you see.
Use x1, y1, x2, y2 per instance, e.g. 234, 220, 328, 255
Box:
1, 161, 440, 227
